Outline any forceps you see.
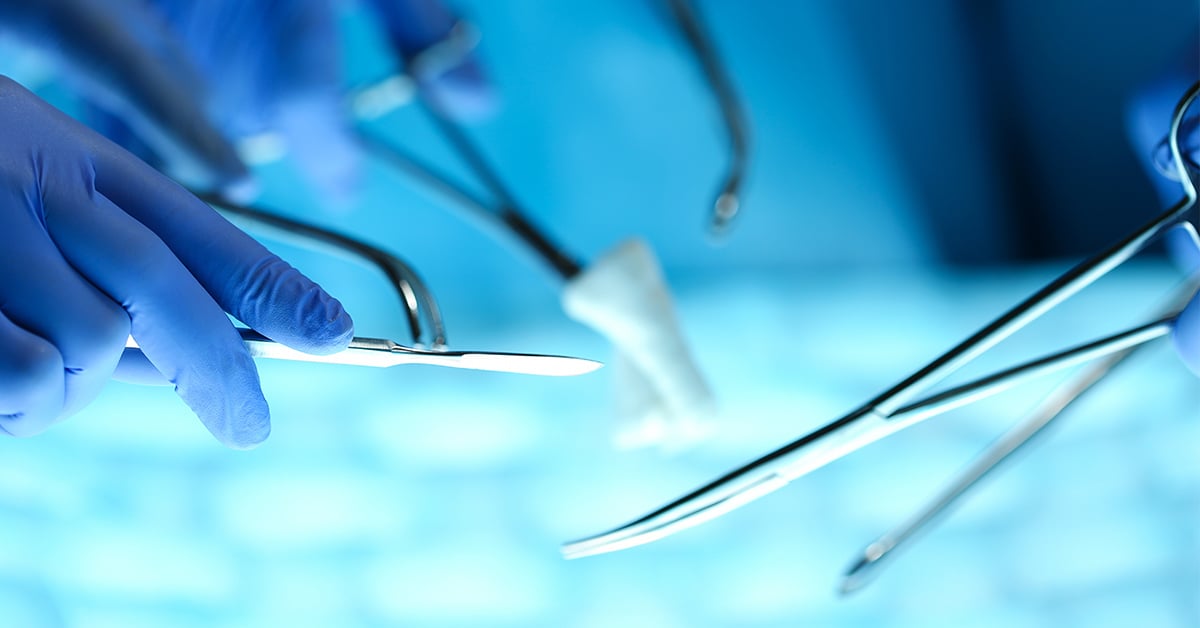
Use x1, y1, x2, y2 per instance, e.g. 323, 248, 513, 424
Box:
563, 82, 1200, 560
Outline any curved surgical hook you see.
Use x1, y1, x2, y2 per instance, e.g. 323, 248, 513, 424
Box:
664, 0, 751, 235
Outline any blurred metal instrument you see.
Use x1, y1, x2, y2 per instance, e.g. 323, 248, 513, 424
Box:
664, 0, 751, 234
350, 0, 752, 252
349, 18, 583, 281
562, 82, 1200, 563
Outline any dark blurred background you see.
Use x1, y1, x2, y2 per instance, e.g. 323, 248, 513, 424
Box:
839, 0, 1200, 263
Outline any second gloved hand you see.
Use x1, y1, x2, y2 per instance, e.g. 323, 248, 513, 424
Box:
1126, 49, 1200, 375
365, 0, 496, 119
0, 0, 251, 194
0, 77, 353, 448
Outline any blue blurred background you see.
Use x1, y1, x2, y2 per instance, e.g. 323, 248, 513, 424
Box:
1, 0, 1199, 625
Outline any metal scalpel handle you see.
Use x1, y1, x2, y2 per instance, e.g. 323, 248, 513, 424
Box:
126, 328, 602, 377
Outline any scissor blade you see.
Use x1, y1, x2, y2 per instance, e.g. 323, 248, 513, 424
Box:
562, 472, 789, 559
562, 409, 900, 559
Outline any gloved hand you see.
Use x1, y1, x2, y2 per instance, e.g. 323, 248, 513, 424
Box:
364, 0, 496, 119
0, 0, 250, 195
131, 0, 362, 206
1, 0, 494, 204
81, 0, 493, 207
1126, 47, 1200, 374
0, 76, 354, 448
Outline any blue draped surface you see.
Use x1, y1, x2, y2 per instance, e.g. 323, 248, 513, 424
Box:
0, 262, 1196, 626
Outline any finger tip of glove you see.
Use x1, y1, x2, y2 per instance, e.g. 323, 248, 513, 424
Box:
177, 355, 272, 449
0, 414, 51, 439
236, 259, 355, 355
226, 423, 270, 450
305, 324, 354, 356
198, 404, 270, 450
220, 399, 272, 450
294, 295, 354, 356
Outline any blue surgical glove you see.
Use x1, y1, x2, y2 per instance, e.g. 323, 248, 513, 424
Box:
0, 0, 251, 195
364, 0, 496, 119
0, 76, 354, 448
1127, 46, 1200, 374
129, 0, 493, 204
31, 0, 492, 208
91, 0, 362, 207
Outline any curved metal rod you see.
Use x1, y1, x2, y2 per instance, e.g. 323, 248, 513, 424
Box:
195, 191, 447, 349
665, 0, 751, 235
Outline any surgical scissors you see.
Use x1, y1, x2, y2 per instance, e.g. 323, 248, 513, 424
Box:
838, 277, 1199, 593
562, 82, 1200, 560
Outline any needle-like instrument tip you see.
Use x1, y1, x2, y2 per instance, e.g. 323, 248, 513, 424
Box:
837, 540, 891, 596
837, 559, 873, 596
559, 525, 652, 560
709, 192, 740, 236
560, 541, 603, 561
